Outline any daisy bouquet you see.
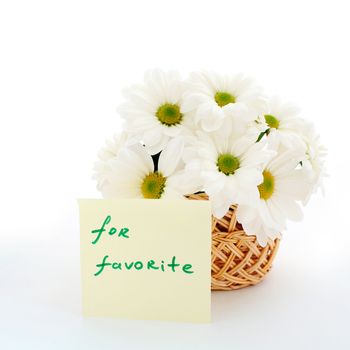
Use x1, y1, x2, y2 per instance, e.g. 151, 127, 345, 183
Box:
94, 70, 326, 251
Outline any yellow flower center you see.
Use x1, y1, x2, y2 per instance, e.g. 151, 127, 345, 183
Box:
217, 154, 240, 175
141, 172, 166, 199
258, 170, 275, 200
214, 91, 236, 107
264, 114, 280, 129
156, 103, 183, 126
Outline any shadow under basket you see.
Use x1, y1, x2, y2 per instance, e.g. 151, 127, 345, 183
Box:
187, 193, 280, 291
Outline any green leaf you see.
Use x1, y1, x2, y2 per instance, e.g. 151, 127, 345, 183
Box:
256, 130, 267, 142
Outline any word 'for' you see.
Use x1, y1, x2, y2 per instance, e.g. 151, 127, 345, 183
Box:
91, 215, 129, 244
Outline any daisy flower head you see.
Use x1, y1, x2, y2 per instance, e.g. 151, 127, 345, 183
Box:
260, 96, 308, 150
236, 148, 310, 246
99, 137, 196, 200
183, 127, 275, 218
118, 69, 194, 155
182, 71, 265, 134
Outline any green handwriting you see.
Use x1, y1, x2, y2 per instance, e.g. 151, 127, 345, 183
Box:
91, 215, 129, 244
94, 255, 194, 276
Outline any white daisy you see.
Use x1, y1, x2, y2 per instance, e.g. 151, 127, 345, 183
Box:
236, 149, 310, 246
183, 128, 275, 218
182, 71, 265, 134
261, 96, 308, 149
118, 69, 194, 155
100, 137, 195, 199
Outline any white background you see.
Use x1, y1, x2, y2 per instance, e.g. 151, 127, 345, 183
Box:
1, 0, 349, 349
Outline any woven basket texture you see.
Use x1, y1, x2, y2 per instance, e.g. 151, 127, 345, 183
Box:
187, 193, 280, 291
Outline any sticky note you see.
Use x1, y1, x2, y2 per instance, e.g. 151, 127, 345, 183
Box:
78, 199, 211, 323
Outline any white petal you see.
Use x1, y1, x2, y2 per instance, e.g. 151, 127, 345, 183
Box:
273, 193, 303, 221
162, 125, 182, 137
222, 102, 249, 118
276, 169, 310, 201
158, 137, 184, 176
197, 103, 224, 132
144, 134, 169, 155
266, 197, 287, 228
118, 144, 154, 174
210, 195, 232, 219
181, 92, 209, 113
161, 185, 185, 199
142, 127, 163, 147
167, 170, 202, 195
203, 171, 225, 195
236, 205, 257, 225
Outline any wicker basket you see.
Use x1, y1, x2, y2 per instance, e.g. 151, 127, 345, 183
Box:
187, 193, 280, 291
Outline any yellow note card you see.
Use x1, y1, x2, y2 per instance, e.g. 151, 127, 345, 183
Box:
78, 199, 211, 323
